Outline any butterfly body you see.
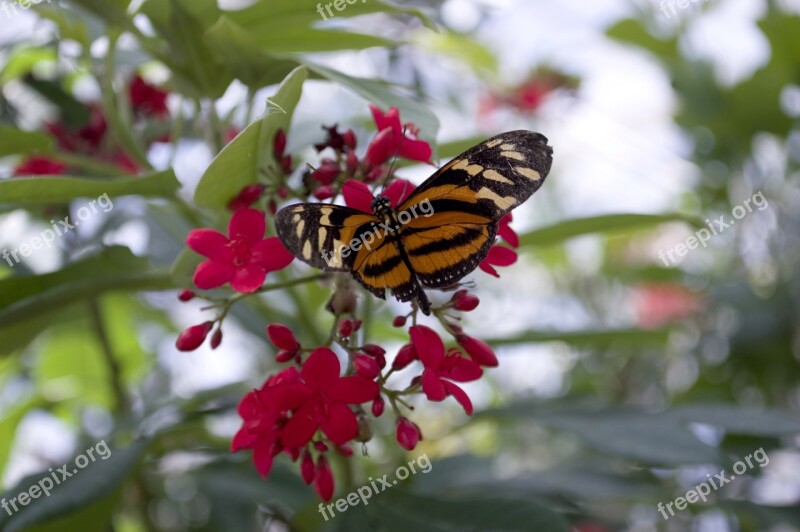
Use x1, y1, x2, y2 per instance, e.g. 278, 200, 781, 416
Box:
275, 130, 553, 315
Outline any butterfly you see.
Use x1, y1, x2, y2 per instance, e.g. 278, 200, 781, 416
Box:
275, 130, 553, 315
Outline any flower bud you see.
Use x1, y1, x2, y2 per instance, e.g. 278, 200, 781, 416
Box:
392, 315, 407, 327
371, 396, 385, 417
314, 455, 335, 502
300, 450, 315, 485
396, 417, 422, 451
177, 289, 195, 302
313, 185, 334, 201
266, 323, 300, 351
314, 441, 329, 453
274, 129, 287, 159
343, 129, 357, 150
392, 344, 417, 371
361, 344, 386, 358
275, 350, 295, 363
176, 322, 213, 351
210, 329, 223, 349
354, 355, 380, 380
452, 290, 480, 311
338, 319, 356, 338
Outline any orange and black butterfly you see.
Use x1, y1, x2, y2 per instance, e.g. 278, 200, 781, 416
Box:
275, 131, 553, 315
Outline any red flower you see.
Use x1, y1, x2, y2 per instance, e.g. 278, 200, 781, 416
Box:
262, 348, 379, 448
363, 105, 432, 167
314, 455, 335, 501
342, 179, 416, 214
479, 245, 518, 278
227, 184, 265, 211
129, 75, 170, 117
508, 79, 553, 112
633, 283, 703, 329
186, 208, 294, 293
456, 335, 498, 367
77, 104, 108, 148
497, 213, 519, 248
13, 156, 67, 176
409, 326, 482, 414
451, 290, 479, 312
175, 321, 213, 351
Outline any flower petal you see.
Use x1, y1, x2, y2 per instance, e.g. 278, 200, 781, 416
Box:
486, 245, 518, 267
186, 229, 231, 260
342, 180, 374, 213
261, 382, 312, 411
383, 179, 416, 208
422, 369, 447, 401
231, 426, 257, 452
228, 208, 265, 242
231, 264, 266, 293
251, 237, 294, 272
478, 260, 500, 278
441, 356, 483, 382
443, 381, 473, 415
409, 325, 445, 369
301, 348, 341, 391
398, 137, 432, 163
253, 437, 276, 477
320, 402, 359, 444
193, 259, 235, 289
281, 404, 319, 448
327, 376, 379, 404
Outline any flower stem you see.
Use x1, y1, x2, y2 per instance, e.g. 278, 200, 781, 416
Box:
88, 297, 129, 415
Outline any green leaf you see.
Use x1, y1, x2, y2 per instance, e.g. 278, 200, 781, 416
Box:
485, 328, 672, 347
0, 126, 54, 158
378, 490, 569, 532
0, 395, 43, 480
414, 30, 498, 76
606, 19, 678, 59
667, 405, 800, 436
204, 17, 304, 88
0, 169, 180, 206
0, 247, 173, 351
67, 0, 131, 26
0, 440, 149, 532
304, 61, 440, 143
518, 213, 702, 248
194, 66, 308, 210
0, 47, 59, 85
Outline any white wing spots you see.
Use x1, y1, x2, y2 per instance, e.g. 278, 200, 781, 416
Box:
516, 166, 541, 181
320, 206, 333, 225
292, 213, 301, 223
326, 239, 345, 268
317, 227, 328, 249
302, 240, 313, 260
476, 187, 517, 210
500, 143, 516, 151
501, 151, 525, 161
453, 159, 484, 177
485, 139, 504, 148
295, 219, 305, 238
292, 206, 304, 213
482, 169, 514, 185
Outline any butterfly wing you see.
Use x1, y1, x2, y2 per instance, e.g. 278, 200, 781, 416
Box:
274, 203, 418, 302
396, 130, 552, 288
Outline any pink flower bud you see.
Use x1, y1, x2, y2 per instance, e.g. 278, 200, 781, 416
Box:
456, 334, 498, 367
452, 290, 480, 311
354, 354, 380, 380
362, 344, 386, 358
176, 322, 213, 351
392, 344, 417, 371
338, 319, 356, 338
300, 450, 315, 485
371, 396, 385, 417
210, 329, 223, 349
343, 129, 357, 150
177, 289, 195, 302
274, 129, 287, 159
314, 441, 329, 453
396, 417, 422, 451
314, 455, 335, 502
313, 185, 334, 201
275, 350, 295, 363
392, 315, 407, 327
266, 323, 300, 351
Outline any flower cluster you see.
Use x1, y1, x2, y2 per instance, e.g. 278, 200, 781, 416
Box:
13, 74, 170, 176
179, 105, 514, 502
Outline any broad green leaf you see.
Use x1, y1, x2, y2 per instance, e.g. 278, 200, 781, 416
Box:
194, 66, 308, 210
0, 169, 180, 205
0, 47, 59, 85
0, 126, 53, 158
253, 28, 391, 54
204, 17, 305, 88
667, 405, 800, 436
518, 213, 702, 248
304, 62, 440, 143
0, 247, 173, 341
485, 328, 672, 347
0, 440, 149, 532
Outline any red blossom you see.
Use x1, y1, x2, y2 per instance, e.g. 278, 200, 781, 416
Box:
13, 156, 67, 176
451, 290, 480, 312
396, 417, 422, 451
633, 283, 703, 329
314, 455, 335, 501
497, 213, 519, 248
353, 355, 380, 380
342, 178, 416, 214
186, 208, 294, 293
409, 325, 482, 414
267, 323, 300, 352
479, 245, 518, 278
392, 343, 417, 371
262, 348, 379, 448
364, 105, 432, 167
456, 335, 498, 367
129, 75, 170, 118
